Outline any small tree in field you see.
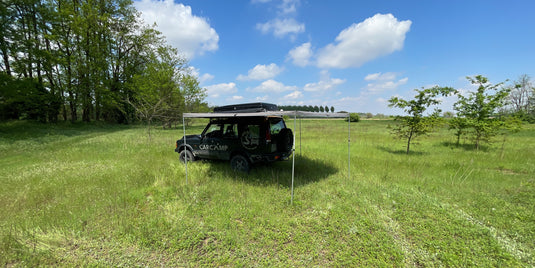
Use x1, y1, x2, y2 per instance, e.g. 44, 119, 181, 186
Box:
454, 75, 511, 150
389, 86, 455, 154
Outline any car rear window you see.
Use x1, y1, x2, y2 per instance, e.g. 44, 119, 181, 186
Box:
270, 118, 285, 135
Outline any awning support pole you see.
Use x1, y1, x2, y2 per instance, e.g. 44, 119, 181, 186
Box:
291, 112, 296, 204
348, 114, 351, 180
299, 117, 302, 154
183, 116, 188, 184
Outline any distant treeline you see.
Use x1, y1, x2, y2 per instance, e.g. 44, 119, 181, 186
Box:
0, 0, 207, 124
278, 105, 336, 113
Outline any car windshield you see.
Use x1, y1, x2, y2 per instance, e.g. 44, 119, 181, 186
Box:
204, 123, 222, 138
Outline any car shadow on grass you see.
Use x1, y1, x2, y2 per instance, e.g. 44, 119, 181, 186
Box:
202, 155, 338, 188
377, 146, 428, 155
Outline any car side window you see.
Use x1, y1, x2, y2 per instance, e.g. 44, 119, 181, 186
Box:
223, 124, 238, 138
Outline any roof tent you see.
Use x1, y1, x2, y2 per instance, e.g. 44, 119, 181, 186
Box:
213, 102, 278, 113
181, 104, 350, 204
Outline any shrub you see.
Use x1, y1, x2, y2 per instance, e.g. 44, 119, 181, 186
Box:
346, 113, 360, 122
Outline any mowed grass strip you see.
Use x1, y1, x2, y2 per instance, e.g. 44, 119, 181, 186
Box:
0, 120, 533, 266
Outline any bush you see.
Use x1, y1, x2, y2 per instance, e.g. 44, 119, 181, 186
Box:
346, 113, 360, 122
0, 73, 60, 122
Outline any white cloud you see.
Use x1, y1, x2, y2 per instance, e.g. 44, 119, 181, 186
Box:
205, 82, 238, 98
285, 90, 303, 99
250, 79, 298, 93
135, 0, 219, 59
199, 73, 215, 84
231, 95, 244, 101
288, 42, 312, 67
279, 0, 299, 14
186, 67, 214, 84
316, 13, 411, 68
256, 18, 305, 38
376, 97, 389, 105
303, 71, 346, 92
364, 73, 408, 94
252, 0, 300, 14
304, 78, 346, 92
256, 95, 269, 101
185, 66, 199, 77
237, 63, 283, 81
365, 72, 398, 81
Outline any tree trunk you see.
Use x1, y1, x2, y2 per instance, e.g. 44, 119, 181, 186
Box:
66, 48, 77, 122
406, 131, 413, 154
31, 5, 42, 84
475, 132, 481, 150
0, 41, 10, 76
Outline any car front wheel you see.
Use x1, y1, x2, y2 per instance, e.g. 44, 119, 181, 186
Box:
179, 150, 194, 163
230, 154, 250, 172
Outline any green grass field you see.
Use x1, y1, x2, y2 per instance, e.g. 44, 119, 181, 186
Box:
1, 119, 534, 266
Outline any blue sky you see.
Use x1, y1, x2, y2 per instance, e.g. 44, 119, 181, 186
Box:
134, 0, 535, 114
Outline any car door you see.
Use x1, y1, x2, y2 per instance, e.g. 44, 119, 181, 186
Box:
197, 123, 224, 159
219, 123, 239, 160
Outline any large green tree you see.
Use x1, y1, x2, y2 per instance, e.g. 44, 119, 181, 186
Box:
453, 75, 511, 150
389, 86, 455, 154
128, 46, 186, 139
0, 0, 207, 124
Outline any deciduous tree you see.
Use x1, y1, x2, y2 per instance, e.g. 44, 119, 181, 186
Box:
454, 75, 511, 150
389, 86, 455, 154
128, 46, 186, 139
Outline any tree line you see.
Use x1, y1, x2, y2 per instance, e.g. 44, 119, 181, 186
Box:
388, 75, 534, 153
0, 0, 207, 124
278, 105, 335, 113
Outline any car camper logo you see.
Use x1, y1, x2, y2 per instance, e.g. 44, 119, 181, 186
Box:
199, 144, 229, 151
241, 129, 259, 150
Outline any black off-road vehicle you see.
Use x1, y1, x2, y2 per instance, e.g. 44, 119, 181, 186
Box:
175, 103, 293, 172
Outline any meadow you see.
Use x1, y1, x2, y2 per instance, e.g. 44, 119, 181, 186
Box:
1, 119, 534, 266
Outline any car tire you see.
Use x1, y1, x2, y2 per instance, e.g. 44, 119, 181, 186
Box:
231, 154, 250, 172
179, 150, 194, 163
277, 128, 293, 153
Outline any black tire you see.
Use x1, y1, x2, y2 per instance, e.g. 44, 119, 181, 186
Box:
230, 154, 250, 172
179, 150, 194, 163
277, 128, 293, 153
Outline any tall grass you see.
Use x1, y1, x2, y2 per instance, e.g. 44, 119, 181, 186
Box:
1, 119, 533, 266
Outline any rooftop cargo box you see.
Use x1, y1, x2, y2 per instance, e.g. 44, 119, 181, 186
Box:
213, 102, 279, 113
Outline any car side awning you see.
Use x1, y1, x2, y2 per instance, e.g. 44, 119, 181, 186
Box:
183, 111, 349, 118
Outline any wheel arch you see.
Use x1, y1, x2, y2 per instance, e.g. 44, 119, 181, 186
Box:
178, 144, 195, 154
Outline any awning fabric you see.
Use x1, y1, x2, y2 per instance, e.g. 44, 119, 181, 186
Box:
183, 111, 349, 118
